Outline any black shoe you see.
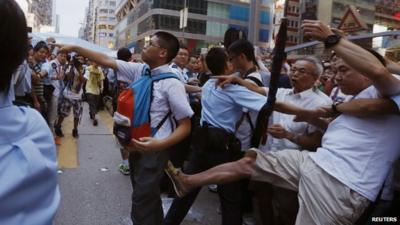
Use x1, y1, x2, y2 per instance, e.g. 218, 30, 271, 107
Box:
93, 119, 98, 126
72, 129, 79, 138
54, 125, 64, 137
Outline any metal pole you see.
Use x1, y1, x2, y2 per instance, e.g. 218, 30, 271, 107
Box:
249, 0, 259, 45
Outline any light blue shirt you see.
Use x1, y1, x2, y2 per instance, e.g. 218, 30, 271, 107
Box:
13, 61, 32, 97
41, 62, 52, 85
0, 83, 60, 225
391, 94, 400, 112
201, 79, 267, 133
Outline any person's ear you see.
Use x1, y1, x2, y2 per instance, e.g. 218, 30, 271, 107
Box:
159, 49, 168, 60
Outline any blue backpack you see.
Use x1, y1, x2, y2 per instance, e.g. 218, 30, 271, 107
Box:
113, 67, 178, 145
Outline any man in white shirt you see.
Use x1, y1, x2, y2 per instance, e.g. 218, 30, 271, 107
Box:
215, 55, 331, 225
44, 50, 67, 145
57, 31, 193, 225
167, 21, 400, 225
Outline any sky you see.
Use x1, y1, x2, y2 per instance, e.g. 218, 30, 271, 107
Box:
56, 0, 89, 37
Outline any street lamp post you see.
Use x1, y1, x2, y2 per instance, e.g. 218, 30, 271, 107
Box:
179, 0, 188, 41
249, 0, 260, 45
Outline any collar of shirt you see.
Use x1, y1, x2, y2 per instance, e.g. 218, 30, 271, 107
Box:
288, 87, 316, 99
0, 82, 14, 108
152, 64, 175, 76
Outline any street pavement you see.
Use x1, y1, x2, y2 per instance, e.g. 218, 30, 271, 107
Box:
54, 103, 222, 225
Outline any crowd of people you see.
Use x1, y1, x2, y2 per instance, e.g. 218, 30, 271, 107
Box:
1, 1, 400, 225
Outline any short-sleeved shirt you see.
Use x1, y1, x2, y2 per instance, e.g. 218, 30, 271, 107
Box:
13, 60, 32, 97
391, 94, 400, 112
115, 60, 143, 84
0, 87, 60, 224
63, 65, 83, 100
41, 61, 52, 85
84, 66, 105, 95
260, 87, 332, 152
310, 86, 400, 201
115, 61, 194, 140
201, 79, 267, 133
170, 63, 189, 83
235, 71, 264, 150
45, 59, 65, 97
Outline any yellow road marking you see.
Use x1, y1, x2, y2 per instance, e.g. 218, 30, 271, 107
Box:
57, 115, 78, 169
98, 110, 113, 134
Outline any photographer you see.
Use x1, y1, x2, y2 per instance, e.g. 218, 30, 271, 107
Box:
54, 55, 85, 138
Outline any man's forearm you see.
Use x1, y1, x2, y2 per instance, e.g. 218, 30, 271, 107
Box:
274, 102, 303, 115
236, 78, 267, 96
160, 117, 191, 150
71, 46, 117, 70
336, 98, 399, 116
185, 84, 202, 93
332, 39, 400, 96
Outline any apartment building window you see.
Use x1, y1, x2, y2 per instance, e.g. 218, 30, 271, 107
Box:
207, 2, 229, 19
229, 5, 250, 21
109, 1, 116, 7
99, 16, 108, 22
259, 29, 269, 42
99, 9, 108, 14
153, 0, 206, 14
206, 21, 229, 37
108, 25, 115, 30
259, 11, 270, 24
187, 0, 207, 15
98, 24, 107, 29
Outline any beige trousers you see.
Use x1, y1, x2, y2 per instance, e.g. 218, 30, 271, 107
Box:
250, 149, 370, 225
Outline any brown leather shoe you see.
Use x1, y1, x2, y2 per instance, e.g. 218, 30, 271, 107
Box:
164, 160, 189, 198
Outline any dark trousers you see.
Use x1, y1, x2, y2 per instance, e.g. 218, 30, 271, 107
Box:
164, 126, 244, 225
86, 93, 99, 118
43, 85, 54, 122
250, 182, 299, 225
129, 151, 169, 225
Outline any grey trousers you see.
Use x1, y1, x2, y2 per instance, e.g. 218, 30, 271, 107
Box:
128, 151, 169, 225
86, 93, 99, 118
251, 149, 370, 225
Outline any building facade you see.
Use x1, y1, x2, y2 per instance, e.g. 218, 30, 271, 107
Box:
82, 0, 117, 49
114, 0, 273, 53
15, 0, 57, 33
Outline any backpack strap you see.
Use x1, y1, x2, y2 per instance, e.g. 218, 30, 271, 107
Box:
245, 76, 264, 87
156, 111, 172, 131
235, 112, 255, 133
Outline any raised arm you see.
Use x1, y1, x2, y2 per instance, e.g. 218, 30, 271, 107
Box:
55, 44, 118, 70
212, 75, 267, 96
302, 20, 400, 96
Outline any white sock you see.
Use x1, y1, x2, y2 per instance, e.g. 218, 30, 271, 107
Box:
122, 160, 129, 166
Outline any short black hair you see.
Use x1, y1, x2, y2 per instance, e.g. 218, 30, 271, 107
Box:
155, 31, 179, 63
223, 28, 247, 50
0, 0, 28, 93
117, 47, 132, 61
228, 39, 257, 65
206, 47, 228, 75
33, 41, 49, 52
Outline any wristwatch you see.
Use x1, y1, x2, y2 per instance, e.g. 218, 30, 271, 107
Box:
324, 34, 342, 49
331, 101, 343, 115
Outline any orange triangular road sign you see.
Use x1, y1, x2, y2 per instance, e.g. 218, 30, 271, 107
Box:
337, 5, 368, 32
